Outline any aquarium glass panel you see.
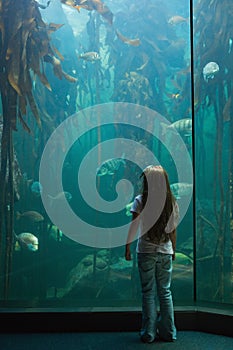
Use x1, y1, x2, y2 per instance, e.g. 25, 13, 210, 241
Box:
0, 0, 194, 309
194, 0, 233, 306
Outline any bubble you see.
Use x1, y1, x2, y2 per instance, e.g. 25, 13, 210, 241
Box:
39, 102, 193, 248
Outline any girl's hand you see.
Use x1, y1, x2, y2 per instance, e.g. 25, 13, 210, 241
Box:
125, 244, 131, 260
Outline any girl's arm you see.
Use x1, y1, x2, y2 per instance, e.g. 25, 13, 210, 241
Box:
170, 201, 179, 260
169, 229, 177, 260
125, 212, 140, 261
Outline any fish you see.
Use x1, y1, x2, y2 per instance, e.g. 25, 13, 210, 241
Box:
61, 0, 81, 10
48, 191, 72, 202
61, 0, 113, 25
168, 15, 188, 25
78, 51, 100, 62
16, 211, 44, 222
47, 22, 64, 34
173, 252, 193, 265
165, 92, 182, 101
125, 201, 133, 216
81, 0, 114, 24
202, 62, 219, 82
170, 182, 193, 199
48, 224, 63, 242
37, 0, 51, 9
15, 232, 39, 252
30, 181, 43, 197
115, 29, 141, 47
161, 119, 192, 136
96, 155, 126, 176
171, 93, 181, 100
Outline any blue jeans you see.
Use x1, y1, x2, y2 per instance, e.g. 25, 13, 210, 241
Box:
137, 252, 176, 342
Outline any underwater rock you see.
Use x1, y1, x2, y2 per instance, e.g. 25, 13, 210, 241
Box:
58, 250, 109, 297
172, 252, 193, 300
58, 250, 133, 298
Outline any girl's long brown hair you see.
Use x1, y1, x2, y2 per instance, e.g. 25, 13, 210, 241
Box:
141, 165, 175, 244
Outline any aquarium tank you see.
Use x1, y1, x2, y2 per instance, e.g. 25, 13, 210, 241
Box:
0, 0, 232, 313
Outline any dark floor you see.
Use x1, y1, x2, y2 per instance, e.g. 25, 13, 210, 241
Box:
0, 331, 232, 350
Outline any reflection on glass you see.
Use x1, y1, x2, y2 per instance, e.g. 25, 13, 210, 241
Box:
3, 0, 231, 312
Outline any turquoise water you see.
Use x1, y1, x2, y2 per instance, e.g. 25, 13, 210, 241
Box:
0, 0, 232, 309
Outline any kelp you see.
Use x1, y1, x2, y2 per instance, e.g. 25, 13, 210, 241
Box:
0, 0, 76, 299
112, 71, 152, 106
1, 0, 76, 131
107, 1, 180, 116
115, 29, 141, 47
194, 0, 233, 301
61, 0, 113, 25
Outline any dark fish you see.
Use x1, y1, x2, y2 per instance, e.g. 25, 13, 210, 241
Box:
48, 224, 63, 242
16, 211, 44, 222
78, 51, 100, 62
97, 156, 126, 176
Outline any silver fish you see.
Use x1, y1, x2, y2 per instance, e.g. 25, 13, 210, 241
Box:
170, 182, 193, 199
202, 62, 219, 82
97, 156, 126, 176
79, 51, 100, 62
162, 118, 192, 136
15, 232, 39, 252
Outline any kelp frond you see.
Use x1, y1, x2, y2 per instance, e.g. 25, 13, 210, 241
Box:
0, 0, 76, 131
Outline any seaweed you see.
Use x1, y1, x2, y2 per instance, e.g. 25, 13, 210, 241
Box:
194, 0, 233, 301
0, 0, 76, 299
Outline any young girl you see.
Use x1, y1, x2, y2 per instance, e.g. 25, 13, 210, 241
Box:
125, 165, 178, 343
